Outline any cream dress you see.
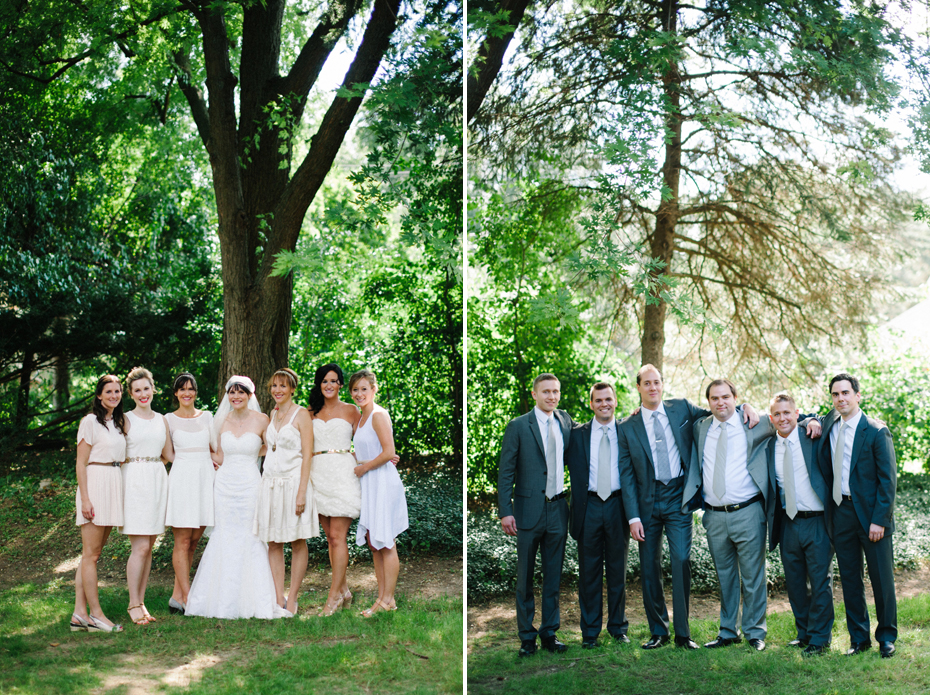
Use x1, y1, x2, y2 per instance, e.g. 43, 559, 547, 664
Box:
253, 407, 319, 542
75, 414, 126, 527
311, 417, 361, 518
165, 411, 215, 528
121, 411, 168, 535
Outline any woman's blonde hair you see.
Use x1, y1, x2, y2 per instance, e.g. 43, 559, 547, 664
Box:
348, 368, 377, 392
126, 366, 155, 392
267, 367, 299, 391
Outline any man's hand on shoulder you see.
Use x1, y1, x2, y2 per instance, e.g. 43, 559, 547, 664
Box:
804, 418, 823, 439
501, 515, 518, 536
741, 403, 760, 428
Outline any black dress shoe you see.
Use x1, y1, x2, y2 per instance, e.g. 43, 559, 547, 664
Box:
704, 636, 742, 649
581, 638, 599, 649
803, 644, 827, 656
787, 639, 809, 648
846, 641, 872, 656
612, 633, 631, 644
518, 639, 537, 657
747, 638, 766, 652
675, 636, 699, 649
642, 635, 670, 650
540, 636, 568, 653
879, 641, 896, 658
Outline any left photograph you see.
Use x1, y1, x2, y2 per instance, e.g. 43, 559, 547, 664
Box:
0, 0, 463, 692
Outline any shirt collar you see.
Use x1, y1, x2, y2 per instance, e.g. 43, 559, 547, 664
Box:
712, 409, 741, 431
776, 425, 801, 448
591, 417, 615, 432
534, 406, 555, 425
837, 409, 863, 431
641, 402, 667, 422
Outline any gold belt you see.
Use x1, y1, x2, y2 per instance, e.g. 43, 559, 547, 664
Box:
125, 456, 162, 463
313, 449, 352, 456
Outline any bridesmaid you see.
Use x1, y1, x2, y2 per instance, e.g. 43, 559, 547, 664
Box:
71, 375, 126, 633
253, 367, 319, 616
122, 367, 172, 626
349, 369, 409, 616
307, 364, 361, 615
164, 373, 215, 614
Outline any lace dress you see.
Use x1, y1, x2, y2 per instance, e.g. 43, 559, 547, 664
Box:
253, 407, 319, 542
121, 411, 168, 535
75, 414, 126, 527
311, 418, 361, 519
186, 432, 281, 619
165, 411, 215, 528
354, 405, 408, 550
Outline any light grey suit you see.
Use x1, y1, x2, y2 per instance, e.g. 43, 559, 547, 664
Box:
686, 414, 775, 640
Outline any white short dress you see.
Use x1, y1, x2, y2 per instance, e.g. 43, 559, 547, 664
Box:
121, 411, 169, 536
165, 411, 215, 528
75, 414, 126, 527
353, 405, 408, 550
311, 417, 361, 519
253, 407, 319, 542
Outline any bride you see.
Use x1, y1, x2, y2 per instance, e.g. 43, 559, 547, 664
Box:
185, 376, 285, 619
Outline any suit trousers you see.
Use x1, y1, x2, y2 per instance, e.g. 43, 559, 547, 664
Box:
703, 501, 768, 640
577, 492, 629, 639
780, 513, 834, 646
833, 500, 897, 644
640, 476, 692, 638
515, 497, 568, 641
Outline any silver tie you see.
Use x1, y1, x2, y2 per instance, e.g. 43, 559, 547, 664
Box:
783, 441, 797, 519
832, 421, 848, 506
652, 411, 672, 485
597, 425, 612, 501
546, 416, 558, 499
712, 422, 728, 499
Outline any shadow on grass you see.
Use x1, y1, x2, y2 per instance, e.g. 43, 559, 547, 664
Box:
0, 583, 463, 694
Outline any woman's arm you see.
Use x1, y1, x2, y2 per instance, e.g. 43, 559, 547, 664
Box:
355, 411, 396, 476
76, 440, 94, 521
161, 416, 174, 464
295, 408, 313, 516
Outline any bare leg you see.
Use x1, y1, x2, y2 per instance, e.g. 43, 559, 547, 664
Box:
321, 516, 334, 580
323, 516, 352, 602
379, 544, 400, 605
368, 533, 385, 606
127, 535, 154, 621
288, 540, 308, 610
78, 524, 115, 625
139, 534, 155, 609
268, 542, 286, 608
171, 527, 200, 604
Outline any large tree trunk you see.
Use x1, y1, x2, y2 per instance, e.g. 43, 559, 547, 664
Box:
16, 351, 34, 429
641, 0, 682, 371
52, 353, 70, 411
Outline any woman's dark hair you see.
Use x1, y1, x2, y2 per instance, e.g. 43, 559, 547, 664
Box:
227, 381, 253, 395
92, 374, 127, 435
172, 372, 197, 405
308, 363, 344, 415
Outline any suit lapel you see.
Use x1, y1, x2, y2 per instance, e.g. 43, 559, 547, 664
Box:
582, 421, 593, 472
665, 401, 687, 456
696, 417, 712, 471
528, 411, 546, 459
629, 412, 655, 468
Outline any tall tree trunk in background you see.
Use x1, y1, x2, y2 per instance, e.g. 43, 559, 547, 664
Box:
52, 353, 70, 411
16, 351, 34, 429
640, 0, 682, 371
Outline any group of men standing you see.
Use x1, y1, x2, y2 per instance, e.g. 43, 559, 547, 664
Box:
497, 367, 898, 659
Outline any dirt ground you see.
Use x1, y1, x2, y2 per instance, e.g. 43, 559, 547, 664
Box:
467, 562, 930, 651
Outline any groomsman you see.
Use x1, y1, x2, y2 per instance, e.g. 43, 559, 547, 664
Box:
818, 373, 897, 658
686, 378, 776, 651
498, 374, 572, 657
618, 365, 760, 650
766, 393, 834, 656
566, 382, 629, 648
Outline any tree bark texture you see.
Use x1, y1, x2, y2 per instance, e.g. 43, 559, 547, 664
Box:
640, 0, 681, 371
178, 0, 400, 406
16, 351, 34, 428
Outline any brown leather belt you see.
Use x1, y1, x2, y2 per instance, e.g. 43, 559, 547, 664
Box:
87, 461, 121, 467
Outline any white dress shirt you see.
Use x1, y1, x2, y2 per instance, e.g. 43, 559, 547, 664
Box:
774, 426, 824, 512
702, 410, 758, 506
587, 418, 621, 493
829, 409, 862, 497
641, 404, 683, 480
534, 406, 564, 495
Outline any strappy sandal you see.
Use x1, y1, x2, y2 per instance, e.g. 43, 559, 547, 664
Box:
88, 615, 124, 633
361, 599, 397, 618
320, 595, 344, 617
140, 605, 156, 622
70, 613, 90, 632
341, 590, 353, 607
127, 605, 150, 625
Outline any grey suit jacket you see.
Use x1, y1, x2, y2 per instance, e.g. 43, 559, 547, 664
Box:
685, 413, 775, 511
766, 426, 830, 551
618, 398, 710, 523
497, 408, 573, 529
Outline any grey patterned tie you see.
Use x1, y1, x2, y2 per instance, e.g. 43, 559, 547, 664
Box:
546, 416, 558, 499
783, 440, 797, 519
832, 421, 848, 506
597, 425, 612, 501
712, 422, 728, 499
652, 411, 673, 484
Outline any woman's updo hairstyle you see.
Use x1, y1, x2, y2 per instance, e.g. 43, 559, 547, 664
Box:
347, 368, 377, 393
126, 366, 155, 393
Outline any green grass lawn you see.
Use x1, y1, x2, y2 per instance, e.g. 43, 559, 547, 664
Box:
467, 593, 930, 695
0, 582, 462, 694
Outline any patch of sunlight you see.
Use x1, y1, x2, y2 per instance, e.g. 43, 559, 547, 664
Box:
37, 519, 68, 545
54, 554, 81, 574
161, 654, 224, 688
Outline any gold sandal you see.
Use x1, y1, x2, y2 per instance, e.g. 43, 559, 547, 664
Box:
361, 599, 397, 618
320, 595, 344, 617
127, 605, 150, 626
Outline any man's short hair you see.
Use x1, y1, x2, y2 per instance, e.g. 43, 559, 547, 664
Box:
533, 373, 559, 389
829, 372, 860, 394
589, 382, 615, 400
705, 378, 737, 400
636, 364, 663, 385
770, 392, 796, 409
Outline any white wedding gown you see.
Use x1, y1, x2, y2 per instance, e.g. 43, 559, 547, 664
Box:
186, 432, 282, 619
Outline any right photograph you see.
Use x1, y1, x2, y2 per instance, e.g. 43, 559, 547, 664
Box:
466, 1, 930, 692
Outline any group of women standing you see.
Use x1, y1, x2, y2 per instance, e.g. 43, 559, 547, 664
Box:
69, 364, 408, 632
